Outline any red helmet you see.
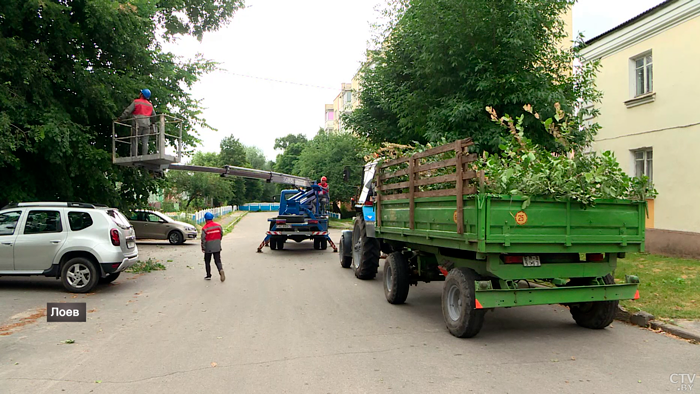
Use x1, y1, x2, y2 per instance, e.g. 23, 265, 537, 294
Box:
321, 176, 327, 182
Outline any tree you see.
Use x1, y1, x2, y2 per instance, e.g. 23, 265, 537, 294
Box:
274, 134, 307, 151
274, 134, 309, 177
293, 130, 364, 206
0, 0, 244, 209
219, 135, 248, 206
167, 152, 235, 210
345, 0, 599, 153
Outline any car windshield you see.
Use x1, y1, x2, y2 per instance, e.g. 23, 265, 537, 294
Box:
154, 212, 171, 222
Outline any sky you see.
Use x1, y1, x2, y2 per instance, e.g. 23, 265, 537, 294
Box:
161, 0, 666, 162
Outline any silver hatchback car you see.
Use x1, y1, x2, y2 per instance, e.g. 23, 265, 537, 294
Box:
0, 202, 138, 293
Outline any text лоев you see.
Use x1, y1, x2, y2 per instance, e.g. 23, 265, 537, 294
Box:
47, 303, 87, 322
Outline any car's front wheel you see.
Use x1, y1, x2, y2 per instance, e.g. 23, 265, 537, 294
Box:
61, 258, 99, 293
168, 231, 184, 245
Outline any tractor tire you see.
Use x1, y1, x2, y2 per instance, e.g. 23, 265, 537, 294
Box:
441, 267, 486, 338
339, 231, 352, 268
568, 274, 618, 329
351, 215, 380, 280
384, 252, 410, 304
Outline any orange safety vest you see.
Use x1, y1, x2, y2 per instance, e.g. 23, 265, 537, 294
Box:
132, 98, 154, 116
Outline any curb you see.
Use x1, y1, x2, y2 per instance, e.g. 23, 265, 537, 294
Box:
615, 306, 700, 343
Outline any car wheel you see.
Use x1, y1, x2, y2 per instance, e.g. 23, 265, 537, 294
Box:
61, 257, 99, 293
168, 231, 184, 245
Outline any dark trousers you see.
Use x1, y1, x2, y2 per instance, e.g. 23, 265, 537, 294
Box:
204, 252, 223, 277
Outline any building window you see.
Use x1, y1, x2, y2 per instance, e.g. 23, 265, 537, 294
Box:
326, 110, 334, 121
344, 91, 352, 108
634, 53, 653, 97
633, 149, 653, 182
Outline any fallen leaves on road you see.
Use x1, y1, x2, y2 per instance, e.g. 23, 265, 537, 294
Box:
62, 339, 75, 344
0, 308, 47, 336
211, 362, 217, 367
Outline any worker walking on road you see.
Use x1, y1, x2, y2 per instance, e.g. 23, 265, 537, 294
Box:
201, 212, 225, 282
119, 88, 155, 156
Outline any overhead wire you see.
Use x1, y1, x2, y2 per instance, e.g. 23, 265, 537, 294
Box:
225, 71, 338, 91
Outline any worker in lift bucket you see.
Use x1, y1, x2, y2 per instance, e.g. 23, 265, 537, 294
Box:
201, 212, 225, 282
118, 88, 156, 156
319, 176, 330, 214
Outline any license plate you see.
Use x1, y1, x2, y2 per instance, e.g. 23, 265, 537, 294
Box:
523, 256, 541, 267
276, 224, 291, 229
127, 239, 135, 249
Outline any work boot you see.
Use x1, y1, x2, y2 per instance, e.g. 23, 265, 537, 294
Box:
204, 276, 211, 280
219, 270, 226, 282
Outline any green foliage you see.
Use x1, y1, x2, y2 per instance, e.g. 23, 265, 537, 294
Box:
166, 136, 279, 207
127, 258, 166, 273
293, 130, 365, 205
0, 0, 243, 209
478, 106, 657, 208
346, 0, 600, 153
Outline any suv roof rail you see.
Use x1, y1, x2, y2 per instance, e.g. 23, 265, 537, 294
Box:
1, 202, 106, 209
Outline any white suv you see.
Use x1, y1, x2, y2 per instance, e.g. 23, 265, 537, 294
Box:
0, 202, 138, 293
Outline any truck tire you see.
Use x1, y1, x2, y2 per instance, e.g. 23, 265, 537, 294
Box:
270, 238, 278, 250
351, 216, 380, 280
441, 267, 486, 338
99, 272, 120, 284
339, 231, 352, 268
320, 238, 328, 250
277, 238, 285, 250
384, 252, 410, 304
313, 238, 320, 250
61, 257, 99, 293
568, 274, 618, 329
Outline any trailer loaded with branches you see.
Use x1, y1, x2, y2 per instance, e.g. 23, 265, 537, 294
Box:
338, 137, 645, 338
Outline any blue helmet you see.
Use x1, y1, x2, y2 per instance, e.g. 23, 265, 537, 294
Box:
204, 212, 214, 221
140, 88, 151, 99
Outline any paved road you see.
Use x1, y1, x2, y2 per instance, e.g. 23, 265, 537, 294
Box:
1, 213, 698, 393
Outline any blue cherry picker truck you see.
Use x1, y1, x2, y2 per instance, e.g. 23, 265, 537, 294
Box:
256, 184, 337, 252
337, 138, 643, 338
112, 115, 336, 253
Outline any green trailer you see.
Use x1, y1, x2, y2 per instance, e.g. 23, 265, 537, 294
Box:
338, 138, 643, 338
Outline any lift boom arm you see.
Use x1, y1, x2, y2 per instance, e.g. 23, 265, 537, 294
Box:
168, 164, 312, 188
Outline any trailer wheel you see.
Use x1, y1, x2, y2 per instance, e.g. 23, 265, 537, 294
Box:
384, 252, 410, 304
567, 274, 618, 329
339, 231, 352, 268
441, 267, 486, 338
351, 216, 380, 280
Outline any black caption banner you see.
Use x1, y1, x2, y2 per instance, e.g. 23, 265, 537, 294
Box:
47, 303, 87, 322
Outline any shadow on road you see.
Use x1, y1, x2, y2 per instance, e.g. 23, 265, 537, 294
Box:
347, 268, 594, 341
0, 275, 143, 295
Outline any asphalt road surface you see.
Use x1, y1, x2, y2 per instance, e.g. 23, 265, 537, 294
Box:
1, 213, 698, 394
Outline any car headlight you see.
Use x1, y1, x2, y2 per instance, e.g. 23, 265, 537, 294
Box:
186, 226, 196, 232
